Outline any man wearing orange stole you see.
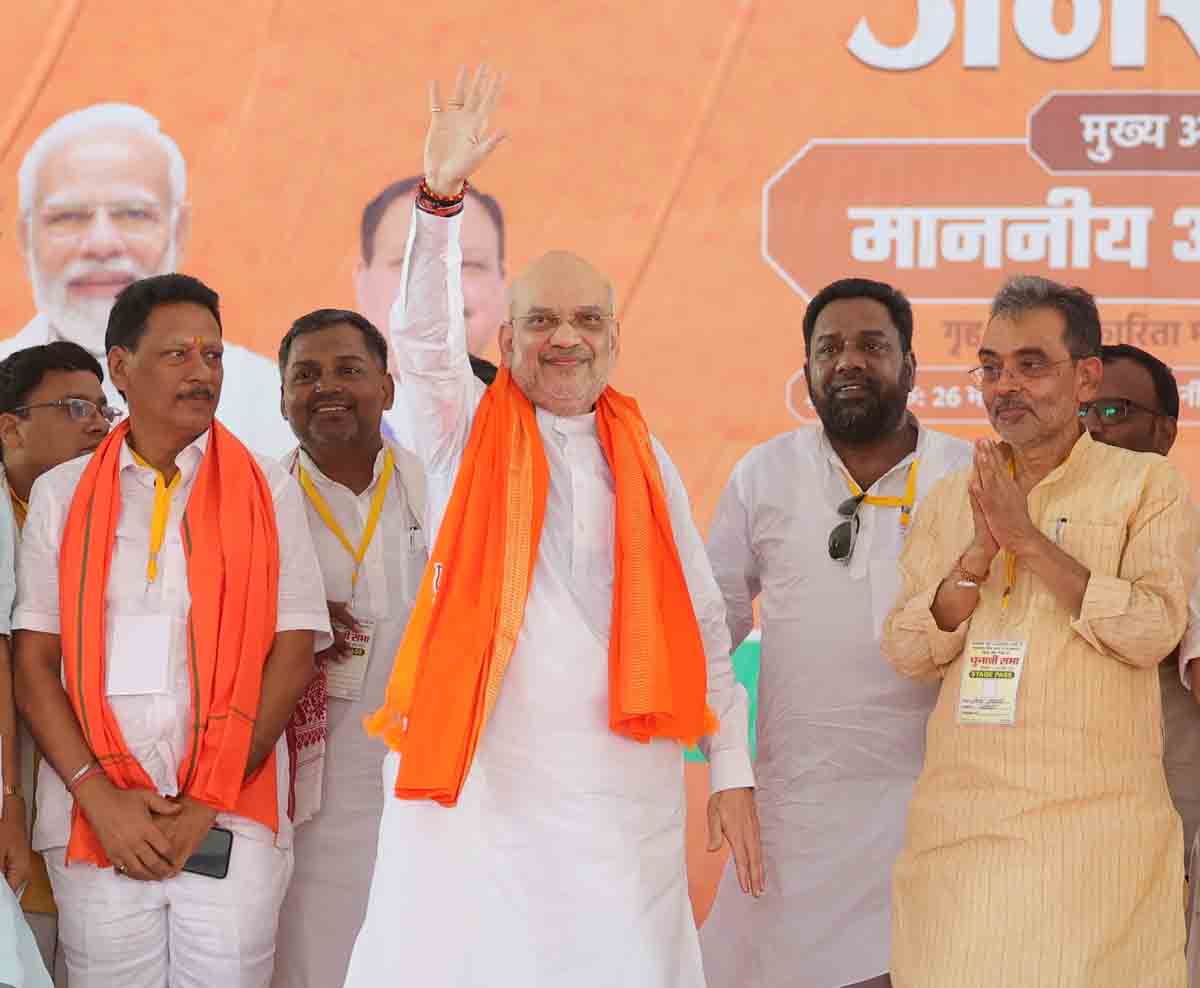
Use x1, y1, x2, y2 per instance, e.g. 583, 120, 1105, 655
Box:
343, 66, 760, 988
12, 274, 330, 987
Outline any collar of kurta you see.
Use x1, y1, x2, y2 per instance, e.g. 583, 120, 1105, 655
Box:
121, 429, 209, 487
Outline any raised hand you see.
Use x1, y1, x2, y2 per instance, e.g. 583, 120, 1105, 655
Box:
424, 65, 506, 198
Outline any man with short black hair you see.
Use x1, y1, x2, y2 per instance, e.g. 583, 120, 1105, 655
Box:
884, 276, 1196, 987
271, 309, 427, 988
12, 273, 330, 987
0, 340, 117, 977
701, 277, 971, 988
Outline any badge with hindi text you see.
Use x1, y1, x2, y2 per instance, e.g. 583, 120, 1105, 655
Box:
957, 639, 1028, 726
327, 618, 376, 701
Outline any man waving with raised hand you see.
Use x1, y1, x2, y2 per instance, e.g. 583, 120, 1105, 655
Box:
343, 65, 759, 988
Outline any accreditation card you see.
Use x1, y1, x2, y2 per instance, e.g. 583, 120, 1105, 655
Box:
957, 639, 1028, 726
327, 618, 376, 701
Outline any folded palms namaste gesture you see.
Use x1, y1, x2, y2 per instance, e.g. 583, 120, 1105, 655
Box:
425, 65, 507, 198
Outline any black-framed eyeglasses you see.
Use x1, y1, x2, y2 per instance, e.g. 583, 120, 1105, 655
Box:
828, 493, 866, 564
12, 398, 122, 424
1078, 398, 1162, 424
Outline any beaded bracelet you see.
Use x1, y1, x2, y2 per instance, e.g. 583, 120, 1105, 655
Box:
416, 178, 468, 217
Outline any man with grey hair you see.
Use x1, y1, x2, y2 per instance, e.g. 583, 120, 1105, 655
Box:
7, 102, 294, 456
882, 275, 1197, 987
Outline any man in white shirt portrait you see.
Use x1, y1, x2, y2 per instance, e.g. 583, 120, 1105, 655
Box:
11, 273, 330, 988
271, 308, 427, 988
7, 102, 294, 457
700, 278, 972, 988
354, 175, 506, 447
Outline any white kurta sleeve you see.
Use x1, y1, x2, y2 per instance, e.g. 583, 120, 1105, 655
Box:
652, 440, 754, 795
0, 493, 16, 637
263, 462, 333, 649
705, 458, 760, 652
390, 205, 484, 480
12, 473, 67, 636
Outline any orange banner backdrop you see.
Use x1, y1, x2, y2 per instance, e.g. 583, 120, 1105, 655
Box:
4, 0, 1200, 923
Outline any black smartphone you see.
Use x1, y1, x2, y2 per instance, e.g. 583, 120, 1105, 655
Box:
181, 826, 233, 879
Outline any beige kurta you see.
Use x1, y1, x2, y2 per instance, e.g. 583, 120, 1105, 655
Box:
882, 430, 1197, 988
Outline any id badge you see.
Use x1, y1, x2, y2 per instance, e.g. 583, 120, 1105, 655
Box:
957, 639, 1028, 726
327, 618, 376, 701
106, 615, 172, 696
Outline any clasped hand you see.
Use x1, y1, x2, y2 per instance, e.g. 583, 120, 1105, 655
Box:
966, 439, 1040, 564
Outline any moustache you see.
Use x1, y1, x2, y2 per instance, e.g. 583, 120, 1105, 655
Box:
540, 347, 592, 363
829, 376, 880, 396
992, 398, 1031, 415
178, 387, 216, 401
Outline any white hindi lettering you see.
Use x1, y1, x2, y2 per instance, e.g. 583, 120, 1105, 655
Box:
1080, 113, 1170, 163
848, 1, 1200, 71
848, 188, 1152, 271
1173, 207, 1200, 262
1179, 378, 1200, 409
1180, 115, 1200, 149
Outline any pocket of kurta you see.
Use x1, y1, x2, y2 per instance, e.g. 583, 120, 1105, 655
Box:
1053, 519, 1123, 577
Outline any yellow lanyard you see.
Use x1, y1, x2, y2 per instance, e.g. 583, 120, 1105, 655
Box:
129, 447, 182, 584
843, 458, 921, 529
1001, 456, 1017, 610
297, 448, 394, 589
9, 490, 27, 531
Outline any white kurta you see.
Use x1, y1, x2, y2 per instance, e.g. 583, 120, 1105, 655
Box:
700, 423, 971, 988
272, 443, 426, 988
343, 207, 754, 988
0, 314, 296, 459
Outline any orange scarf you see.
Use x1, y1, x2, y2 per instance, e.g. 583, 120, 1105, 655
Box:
59, 420, 280, 866
365, 369, 717, 806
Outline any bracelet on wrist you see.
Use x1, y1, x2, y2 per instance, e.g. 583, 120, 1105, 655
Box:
416, 178, 468, 217
951, 556, 987, 589
66, 760, 104, 795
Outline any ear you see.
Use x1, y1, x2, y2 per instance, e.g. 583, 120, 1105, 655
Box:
172, 201, 192, 266
0, 413, 24, 455
498, 321, 515, 368
1075, 355, 1103, 403
902, 349, 917, 391
108, 347, 131, 398
16, 212, 33, 277
1160, 415, 1178, 454
352, 258, 370, 310
608, 320, 621, 366
381, 366, 396, 411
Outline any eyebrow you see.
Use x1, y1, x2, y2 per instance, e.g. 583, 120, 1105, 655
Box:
977, 346, 1054, 359
40, 189, 162, 211
290, 354, 368, 367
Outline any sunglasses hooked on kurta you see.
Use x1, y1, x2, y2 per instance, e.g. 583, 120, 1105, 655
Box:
828, 494, 866, 563
827, 459, 921, 565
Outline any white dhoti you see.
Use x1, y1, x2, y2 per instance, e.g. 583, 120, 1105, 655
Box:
46, 837, 291, 988
345, 567, 705, 988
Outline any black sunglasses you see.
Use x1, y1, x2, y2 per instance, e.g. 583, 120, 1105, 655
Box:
828, 493, 866, 564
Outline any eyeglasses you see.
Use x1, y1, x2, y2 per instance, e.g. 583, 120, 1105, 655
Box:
1078, 398, 1163, 424
12, 398, 122, 423
511, 310, 616, 334
828, 493, 866, 564
966, 356, 1077, 385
